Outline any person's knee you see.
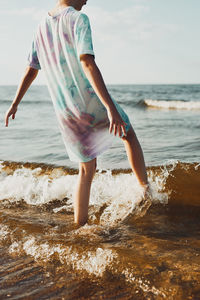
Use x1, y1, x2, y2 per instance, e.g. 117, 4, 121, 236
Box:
79, 158, 96, 178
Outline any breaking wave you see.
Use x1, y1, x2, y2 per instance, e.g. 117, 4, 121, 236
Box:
142, 99, 200, 110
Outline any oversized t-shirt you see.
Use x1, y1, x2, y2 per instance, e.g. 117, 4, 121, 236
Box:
28, 6, 130, 162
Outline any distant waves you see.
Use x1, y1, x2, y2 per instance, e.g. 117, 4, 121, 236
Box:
118, 98, 200, 110
141, 99, 200, 110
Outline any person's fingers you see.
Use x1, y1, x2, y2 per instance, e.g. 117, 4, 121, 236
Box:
5, 114, 9, 127
114, 123, 118, 136
121, 124, 127, 137
12, 113, 15, 120
109, 121, 113, 134
118, 124, 122, 137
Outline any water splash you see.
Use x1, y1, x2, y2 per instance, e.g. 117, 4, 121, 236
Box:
0, 224, 10, 241
8, 236, 117, 277
0, 160, 199, 227
122, 268, 167, 298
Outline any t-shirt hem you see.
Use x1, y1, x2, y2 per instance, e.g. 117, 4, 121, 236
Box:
68, 141, 113, 163
28, 63, 41, 70
79, 50, 95, 57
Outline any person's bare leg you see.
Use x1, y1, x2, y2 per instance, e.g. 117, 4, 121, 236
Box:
74, 158, 97, 226
122, 126, 148, 187
122, 127, 152, 220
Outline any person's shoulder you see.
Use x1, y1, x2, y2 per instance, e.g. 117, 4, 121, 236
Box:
32, 17, 46, 37
76, 12, 90, 26
35, 14, 49, 31
61, 7, 87, 18
61, 7, 89, 23
61, 7, 90, 30
79, 12, 90, 21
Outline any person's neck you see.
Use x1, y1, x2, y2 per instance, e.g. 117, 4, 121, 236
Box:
53, 0, 82, 13
57, 0, 75, 9
56, 2, 69, 9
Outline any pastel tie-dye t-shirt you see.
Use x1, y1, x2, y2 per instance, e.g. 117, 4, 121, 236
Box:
28, 6, 130, 162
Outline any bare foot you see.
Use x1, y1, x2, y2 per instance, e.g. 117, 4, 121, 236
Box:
136, 183, 152, 218
122, 184, 152, 224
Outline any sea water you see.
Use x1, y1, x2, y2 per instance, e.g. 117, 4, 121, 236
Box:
0, 84, 200, 299
1, 84, 200, 167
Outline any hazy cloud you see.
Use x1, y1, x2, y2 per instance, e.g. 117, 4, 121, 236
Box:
0, 8, 46, 21
86, 5, 179, 43
1, 5, 179, 41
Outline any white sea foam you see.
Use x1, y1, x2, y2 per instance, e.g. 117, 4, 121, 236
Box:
0, 162, 171, 224
9, 236, 117, 277
91, 172, 145, 225
144, 99, 200, 110
0, 224, 10, 241
0, 166, 76, 206
8, 241, 22, 255
122, 268, 167, 297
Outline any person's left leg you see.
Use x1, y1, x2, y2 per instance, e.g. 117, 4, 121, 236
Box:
122, 126, 148, 188
74, 158, 97, 226
122, 126, 151, 219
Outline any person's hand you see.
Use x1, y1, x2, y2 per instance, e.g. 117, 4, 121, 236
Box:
5, 104, 18, 127
107, 107, 127, 137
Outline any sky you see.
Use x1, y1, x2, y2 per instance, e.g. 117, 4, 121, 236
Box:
0, 0, 200, 85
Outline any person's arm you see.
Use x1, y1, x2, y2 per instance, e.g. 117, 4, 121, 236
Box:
80, 54, 127, 137
5, 66, 38, 127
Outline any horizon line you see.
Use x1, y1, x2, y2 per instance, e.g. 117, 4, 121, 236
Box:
0, 82, 200, 86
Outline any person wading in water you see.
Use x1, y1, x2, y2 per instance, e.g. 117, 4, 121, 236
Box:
5, 0, 150, 226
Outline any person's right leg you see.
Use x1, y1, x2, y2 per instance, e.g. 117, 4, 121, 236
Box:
74, 158, 97, 226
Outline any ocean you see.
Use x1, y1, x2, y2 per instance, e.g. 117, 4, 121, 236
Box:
0, 84, 200, 299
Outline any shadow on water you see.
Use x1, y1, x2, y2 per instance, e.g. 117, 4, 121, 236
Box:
131, 204, 200, 240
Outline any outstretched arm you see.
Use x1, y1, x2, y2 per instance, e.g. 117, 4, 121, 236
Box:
80, 54, 127, 137
5, 66, 38, 127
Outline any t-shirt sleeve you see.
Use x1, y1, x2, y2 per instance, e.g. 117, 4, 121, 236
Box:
75, 13, 95, 58
27, 35, 41, 70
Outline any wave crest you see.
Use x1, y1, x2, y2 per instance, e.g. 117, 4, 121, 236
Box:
143, 99, 200, 110
0, 160, 200, 222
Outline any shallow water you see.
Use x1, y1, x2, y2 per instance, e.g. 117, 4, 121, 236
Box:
0, 160, 200, 299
